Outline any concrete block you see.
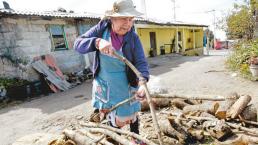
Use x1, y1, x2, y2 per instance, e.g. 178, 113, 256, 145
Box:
4, 18, 17, 24
16, 40, 33, 47
15, 46, 40, 56
3, 39, 16, 48
3, 32, 15, 40
30, 24, 46, 32
30, 19, 66, 25
15, 24, 30, 33
39, 39, 52, 51
39, 32, 51, 39
0, 40, 5, 49
16, 18, 28, 25
16, 32, 39, 40
0, 23, 15, 33
52, 50, 85, 73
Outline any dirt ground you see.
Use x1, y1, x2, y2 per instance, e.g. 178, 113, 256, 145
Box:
1, 49, 258, 145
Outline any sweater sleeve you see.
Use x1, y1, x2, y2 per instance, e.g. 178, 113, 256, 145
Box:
73, 22, 102, 54
133, 34, 150, 81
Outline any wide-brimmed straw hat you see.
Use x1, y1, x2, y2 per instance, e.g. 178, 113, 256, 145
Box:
105, 0, 143, 18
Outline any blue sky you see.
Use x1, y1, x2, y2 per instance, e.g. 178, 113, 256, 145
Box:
2, 0, 244, 40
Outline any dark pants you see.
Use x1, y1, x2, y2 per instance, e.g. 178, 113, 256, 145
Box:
108, 117, 139, 134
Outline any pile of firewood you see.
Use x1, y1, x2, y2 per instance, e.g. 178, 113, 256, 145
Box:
140, 93, 258, 145
49, 93, 258, 145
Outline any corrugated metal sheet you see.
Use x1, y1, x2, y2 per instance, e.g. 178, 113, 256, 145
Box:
0, 9, 207, 27
0, 9, 101, 19
135, 17, 208, 27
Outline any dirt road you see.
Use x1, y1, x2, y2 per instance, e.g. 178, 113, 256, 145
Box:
1, 49, 258, 145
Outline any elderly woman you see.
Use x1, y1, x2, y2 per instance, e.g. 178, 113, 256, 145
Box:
74, 0, 149, 135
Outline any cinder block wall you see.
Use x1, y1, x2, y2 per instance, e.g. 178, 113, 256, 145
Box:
0, 17, 98, 81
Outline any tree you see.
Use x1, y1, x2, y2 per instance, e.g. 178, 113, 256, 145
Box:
218, 1, 255, 40
226, 1, 255, 40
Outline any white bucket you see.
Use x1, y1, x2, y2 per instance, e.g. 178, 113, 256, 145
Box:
250, 64, 258, 77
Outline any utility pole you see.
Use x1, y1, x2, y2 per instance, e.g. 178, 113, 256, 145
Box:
171, 0, 176, 21
140, 0, 147, 19
206, 9, 216, 49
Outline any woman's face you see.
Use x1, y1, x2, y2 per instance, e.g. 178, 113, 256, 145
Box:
111, 17, 134, 36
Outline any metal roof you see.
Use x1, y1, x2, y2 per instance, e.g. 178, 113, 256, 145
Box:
0, 9, 101, 19
135, 18, 208, 27
0, 9, 208, 27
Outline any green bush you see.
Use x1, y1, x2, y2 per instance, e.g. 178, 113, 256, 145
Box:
0, 78, 29, 89
226, 39, 258, 79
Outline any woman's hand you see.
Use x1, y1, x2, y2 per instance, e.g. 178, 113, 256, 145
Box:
96, 38, 114, 55
135, 85, 146, 101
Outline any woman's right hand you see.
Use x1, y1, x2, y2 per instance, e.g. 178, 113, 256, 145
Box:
96, 38, 114, 55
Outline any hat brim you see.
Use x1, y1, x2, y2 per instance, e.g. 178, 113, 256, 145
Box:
105, 9, 143, 18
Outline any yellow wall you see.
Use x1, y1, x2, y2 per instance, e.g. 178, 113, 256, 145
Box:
136, 26, 204, 57
137, 28, 176, 56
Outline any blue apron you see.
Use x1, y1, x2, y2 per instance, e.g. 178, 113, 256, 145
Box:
92, 28, 140, 117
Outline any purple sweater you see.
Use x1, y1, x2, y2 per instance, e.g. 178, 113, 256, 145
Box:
73, 20, 149, 86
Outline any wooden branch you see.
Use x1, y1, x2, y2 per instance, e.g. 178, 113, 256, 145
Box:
183, 101, 219, 114
240, 104, 257, 121
182, 116, 258, 136
109, 96, 135, 113
77, 130, 113, 145
227, 95, 252, 119
63, 129, 96, 145
199, 112, 216, 119
215, 100, 236, 119
90, 96, 136, 123
215, 134, 258, 145
167, 115, 195, 143
170, 99, 190, 109
152, 94, 239, 101
159, 119, 186, 144
202, 120, 233, 141
80, 122, 157, 145
80, 128, 131, 145
141, 98, 170, 111
238, 118, 258, 126
113, 52, 163, 145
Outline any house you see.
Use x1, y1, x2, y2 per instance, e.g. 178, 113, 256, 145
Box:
0, 6, 100, 81
135, 19, 207, 57
0, 3, 207, 81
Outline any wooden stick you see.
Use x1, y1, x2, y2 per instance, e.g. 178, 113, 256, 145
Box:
80, 122, 157, 145
152, 94, 239, 101
63, 129, 96, 145
159, 119, 187, 144
182, 116, 258, 136
96, 96, 135, 122
113, 52, 163, 145
108, 96, 135, 113
81, 128, 131, 145
226, 95, 252, 119
78, 130, 113, 145
238, 118, 258, 126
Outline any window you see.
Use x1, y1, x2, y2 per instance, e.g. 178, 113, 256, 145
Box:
49, 25, 68, 51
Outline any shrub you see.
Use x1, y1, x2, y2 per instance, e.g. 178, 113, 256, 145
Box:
226, 39, 258, 79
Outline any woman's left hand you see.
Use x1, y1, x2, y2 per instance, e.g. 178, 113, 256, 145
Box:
135, 85, 146, 101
